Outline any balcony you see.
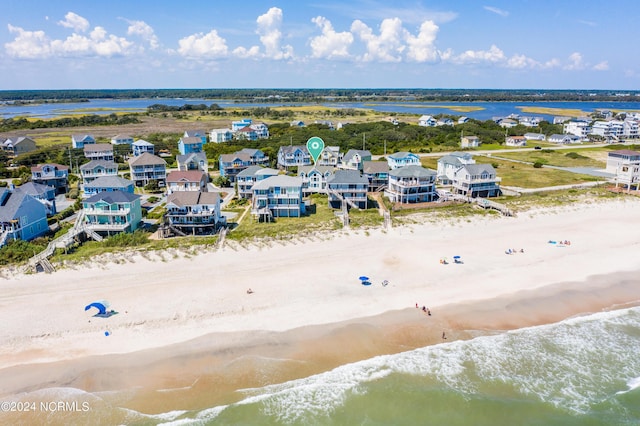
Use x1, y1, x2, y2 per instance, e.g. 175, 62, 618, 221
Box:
84, 207, 131, 216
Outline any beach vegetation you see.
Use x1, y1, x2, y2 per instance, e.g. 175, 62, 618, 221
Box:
0, 238, 49, 265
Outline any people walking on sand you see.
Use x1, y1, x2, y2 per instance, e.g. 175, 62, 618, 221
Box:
442, 331, 447, 340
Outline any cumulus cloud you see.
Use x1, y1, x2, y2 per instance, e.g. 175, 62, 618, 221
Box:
233, 45, 261, 59
58, 12, 90, 32
506, 54, 539, 69
309, 16, 353, 59
450, 44, 506, 64
564, 52, 584, 70
5, 24, 52, 59
483, 6, 509, 17
127, 20, 159, 50
593, 61, 609, 71
351, 18, 407, 62
256, 7, 293, 60
177, 29, 228, 58
405, 20, 440, 62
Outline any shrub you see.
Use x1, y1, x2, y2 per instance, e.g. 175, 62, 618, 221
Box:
533, 161, 544, 168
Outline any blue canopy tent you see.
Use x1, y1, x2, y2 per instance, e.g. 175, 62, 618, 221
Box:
359, 276, 372, 286
85, 300, 114, 317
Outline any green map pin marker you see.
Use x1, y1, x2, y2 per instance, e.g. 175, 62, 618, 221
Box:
306, 136, 325, 165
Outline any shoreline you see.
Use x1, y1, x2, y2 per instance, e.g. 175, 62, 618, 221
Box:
1, 198, 640, 400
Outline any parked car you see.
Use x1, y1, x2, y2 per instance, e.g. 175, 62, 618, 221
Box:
534, 146, 542, 150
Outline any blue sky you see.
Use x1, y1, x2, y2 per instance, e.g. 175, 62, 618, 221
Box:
1, 0, 638, 90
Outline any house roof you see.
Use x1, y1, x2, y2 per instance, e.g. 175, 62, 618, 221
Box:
111, 134, 132, 140
80, 160, 117, 171
30, 163, 69, 172
166, 170, 207, 183
362, 161, 389, 174
167, 191, 220, 207
0, 190, 32, 221
219, 153, 251, 163
438, 155, 464, 166
14, 181, 54, 196
278, 145, 308, 155
609, 149, 640, 156
389, 165, 436, 178
298, 165, 335, 176
72, 134, 94, 142
180, 136, 203, 145
238, 148, 264, 156
84, 176, 134, 188
237, 166, 279, 177
252, 175, 302, 190
327, 169, 369, 185
388, 151, 418, 159
83, 143, 113, 152
177, 152, 208, 164
184, 130, 206, 137
460, 164, 496, 175
342, 149, 371, 162
128, 152, 166, 166
84, 190, 140, 204
133, 139, 154, 146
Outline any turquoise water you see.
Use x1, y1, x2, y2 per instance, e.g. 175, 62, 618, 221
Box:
4, 307, 639, 425
127, 307, 640, 425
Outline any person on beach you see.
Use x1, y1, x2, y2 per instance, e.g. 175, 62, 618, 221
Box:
247, 288, 254, 294
442, 331, 447, 339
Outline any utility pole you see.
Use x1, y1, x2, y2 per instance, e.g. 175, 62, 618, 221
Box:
363, 133, 366, 150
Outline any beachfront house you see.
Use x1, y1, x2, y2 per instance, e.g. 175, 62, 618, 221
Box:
1, 136, 37, 157
505, 136, 527, 147
298, 165, 334, 194
317, 146, 342, 167
436, 152, 476, 185
184, 130, 207, 145
128, 152, 167, 187
164, 191, 224, 235
251, 175, 305, 221
387, 151, 421, 170
209, 128, 234, 143
71, 134, 95, 149
219, 148, 269, 182
623, 120, 639, 139
461, 135, 481, 148
327, 169, 369, 210
237, 166, 279, 199
177, 152, 208, 172
339, 149, 371, 171
14, 182, 57, 216
385, 165, 437, 204
0, 188, 49, 247
498, 118, 519, 128
437, 118, 454, 126
563, 120, 591, 140
132, 139, 155, 156
277, 145, 311, 169
232, 119, 252, 132
83, 144, 114, 161
362, 161, 390, 192
166, 170, 208, 193
83, 176, 135, 199
607, 150, 640, 191
111, 135, 134, 145
548, 134, 581, 144
177, 136, 204, 155
418, 115, 437, 127
451, 164, 501, 198
82, 191, 142, 235
31, 163, 69, 195
80, 160, 118, 185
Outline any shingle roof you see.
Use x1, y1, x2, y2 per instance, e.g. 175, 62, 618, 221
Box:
30, 163, 69, 172
0, 190, 30, 221
252, 175, 302, 190
14, 181, 54, 196
128, 152, 166, 166
84, 191, 140, 204
83, 143, 113, 152
362, 161, 389, 174
166, 191, 219, 207
327, 169, 369, 185
166, 170, 207, 182
342, 149, 371, 162
389, 165, 436, 178
80, 160, 117, 170
84, 176, 133, 188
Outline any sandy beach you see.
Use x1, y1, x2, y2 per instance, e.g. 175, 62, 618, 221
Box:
1, 197, 640, 401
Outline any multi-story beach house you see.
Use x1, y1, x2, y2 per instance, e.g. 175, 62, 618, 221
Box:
80, 160, 119, 185
232, 119, 252, 132
385, 165, 437, 204
623, 120, 639, 139
14, 182, 57, 216
607, 150, 640, 191
166, 170, 208, 193
82, 191, 142, 235
451, 164, 501, 198
563, 120, 591, 141
128, 152, 167, 187
236, 166, 279, 199
436, 152, 475, 185
1, 136, 36, 157
177, 136, 204, 155
83, 176, 135, 199
0, 187, 49, 247
461, 135, 481, 148
209, 128, 234, 143
219, 148, 269, 182
277, 145, 311, 169
317, 146, 342, 167
111, 134, 134, 145
326, 169, 369, 210
132, 139, 155, 157
298, 165, 335, 194
184, 130, 207, 145
31, 163, 69, 194
387, 151, 421, 170
418, 115, 437, 127
251, 175, 305, 220
340, 149, 371, 171
164, 191, 224, 235
177, 152, 208, 172
362, 161, 390, 192
83, 143, 114, 161
71, 134, 95, 149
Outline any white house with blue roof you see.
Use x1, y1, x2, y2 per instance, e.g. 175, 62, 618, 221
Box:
387, 151, 421, 170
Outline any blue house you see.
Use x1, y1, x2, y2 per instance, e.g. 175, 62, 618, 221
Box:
71, 134, 95, 149
178, 136, 204, 155
132, 139, 155, 157
277, 145, 311, 169
219, 148, 269, 181
0, 188, 49, 247
83, 176, 135, 199
387, 152, 421, 170
184, 130, 207, 145
15, 182, 57, 216
82, 191, 142, 235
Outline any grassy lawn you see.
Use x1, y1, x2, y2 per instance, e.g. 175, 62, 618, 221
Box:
490, 149, 606, 168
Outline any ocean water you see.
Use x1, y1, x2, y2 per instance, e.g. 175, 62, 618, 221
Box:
5, 307, 639, 425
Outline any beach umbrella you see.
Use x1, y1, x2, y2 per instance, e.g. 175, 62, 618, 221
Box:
84, 300, 110, 315
359, 276, 370, 281
453, 256, 461, 260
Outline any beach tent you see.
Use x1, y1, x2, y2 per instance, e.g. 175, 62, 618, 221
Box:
84, 300, 110, 315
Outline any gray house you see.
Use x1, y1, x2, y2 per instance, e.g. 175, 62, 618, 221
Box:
327, 169, 369, 209
80, 160, 119, 185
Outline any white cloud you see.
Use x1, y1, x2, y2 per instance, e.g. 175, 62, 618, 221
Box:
564, 52, 584, 70
450, 44, 506, 64
506, 54, 539, 69
233, 45, 261, 59
48, 27, 134, 57
177, 30, 228, 58
127, 20, 159, 50
351, 18, 406, 62
58, 11, 90, 32
593, 61, 609, 71
5, 24, 52, 59
256, 7, 293, 60
483, 6, 509, 17
309, 16, 353, 59
405, 20, 440, 63
577, 19, 597, 27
